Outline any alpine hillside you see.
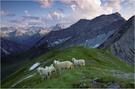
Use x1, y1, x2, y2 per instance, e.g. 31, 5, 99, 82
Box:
1, 46, 134, 88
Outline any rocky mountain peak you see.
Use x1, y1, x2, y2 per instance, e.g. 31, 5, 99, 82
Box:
14, 30, 25, 36
113, 12, 121, 17
52, 23, 66, 31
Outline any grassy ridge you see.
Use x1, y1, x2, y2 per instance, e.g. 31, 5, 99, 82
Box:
1, 46, 134, 88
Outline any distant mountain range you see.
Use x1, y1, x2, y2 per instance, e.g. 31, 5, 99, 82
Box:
1, 24, 66, 58
0, 23, 66, 46
1, 26, 49, 47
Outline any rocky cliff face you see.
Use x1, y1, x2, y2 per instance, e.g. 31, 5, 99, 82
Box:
109, 16, 134, 65
60, 19, 125, 49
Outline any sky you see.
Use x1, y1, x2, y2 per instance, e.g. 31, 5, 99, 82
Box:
0, 0, 135, 28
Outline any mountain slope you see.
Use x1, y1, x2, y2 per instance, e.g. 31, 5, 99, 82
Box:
1, 37, 29, 58
110, 16, 134, 65
98, 16, 134, 65
60, 19, 125, 49
2, 46, 134, 88
34, 12, 125, 48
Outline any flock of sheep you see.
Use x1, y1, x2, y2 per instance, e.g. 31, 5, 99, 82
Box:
37, 58, 85, 80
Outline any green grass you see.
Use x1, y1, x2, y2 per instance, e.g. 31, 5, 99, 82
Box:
1, 46, 134, 88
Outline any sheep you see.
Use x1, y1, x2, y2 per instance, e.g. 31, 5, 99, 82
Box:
37, 67, 51, 80
72, 58, 85, 67
53, 60, 73, 74
49, 64, 56, 74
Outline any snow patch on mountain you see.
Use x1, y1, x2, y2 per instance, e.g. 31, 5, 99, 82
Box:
29, 62, 40, 71
92, 44, 100, 48
1, 48, 11, 56
84, 31, 115, 48
51, 37, 71, 46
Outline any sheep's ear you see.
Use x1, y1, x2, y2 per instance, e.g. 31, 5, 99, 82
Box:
39, 69, 42, 73
56, 61, 58, 65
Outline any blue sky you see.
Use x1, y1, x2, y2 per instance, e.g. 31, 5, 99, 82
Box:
0, 0, 134, 28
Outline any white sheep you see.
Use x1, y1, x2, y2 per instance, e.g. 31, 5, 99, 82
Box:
37, 67, 51, 80
53, 60, 73, 74
72, 58, 85, 67
49, 64, 56, 74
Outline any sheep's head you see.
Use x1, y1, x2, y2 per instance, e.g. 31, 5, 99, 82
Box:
53, 60, 57, 67
57, 60, 60, 63
56, 61, 59, 65
72, 58, 75, 61
37, 67, 42, 71
50, 64, 53, 67
45, 66, 49, 69
37, 67, 44, 73
53, 60, 57, 63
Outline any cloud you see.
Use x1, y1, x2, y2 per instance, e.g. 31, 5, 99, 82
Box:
41, 11, 65, 21
4, 0, 133, 28
24, 10, 30, 16
37, 0, 54, 8
9, 19, 22, 23
58, 8, 65, 13
36, 0, 115, 24
39, 11, 67, 27
28, 22, 43, 25
49, 11, 65, 20
8, 14, 44, 28
103, 0, 124, 11
126, 0, 135, 5
128, 0, 135, 4
36, 0, 116, 27
23, 16, 40, 20
60, 0, 76, 5
60, 0, 112, 20
0, 11, 15, 17
23, 10, 40, 21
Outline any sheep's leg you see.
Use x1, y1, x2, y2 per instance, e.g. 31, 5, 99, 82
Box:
58, 67, 61, 75
54, 69, 57, 73
83, 65, 85, 68
47, 76, 50, 79
59, 71, 61, 75
69, 66, 72, 69
44, 77, 46, 80
41, 76, 44, 81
